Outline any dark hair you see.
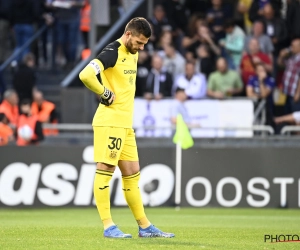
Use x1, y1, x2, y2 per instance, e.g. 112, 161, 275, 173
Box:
125, 17, 152, 38
224, 19, 235, 29
175, 87, 185, 93
254, 62, 266, 70
20, 99, 31, 106
165, 43, 176, 49
186, 60, 195, 66
254, 20, 264, 28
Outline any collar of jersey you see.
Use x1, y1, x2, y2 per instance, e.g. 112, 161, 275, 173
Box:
117, 38, 128, 54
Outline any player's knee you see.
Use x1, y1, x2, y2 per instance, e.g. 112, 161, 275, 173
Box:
96, 162, 115, 171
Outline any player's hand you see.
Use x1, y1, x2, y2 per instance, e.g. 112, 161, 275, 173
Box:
100, 87, 115, 106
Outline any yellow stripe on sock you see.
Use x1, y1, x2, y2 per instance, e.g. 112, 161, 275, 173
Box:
122, 172, 140, 179
96, 170, 113, 177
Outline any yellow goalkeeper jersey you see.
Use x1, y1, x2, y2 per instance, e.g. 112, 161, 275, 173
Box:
91, 39, 138, 128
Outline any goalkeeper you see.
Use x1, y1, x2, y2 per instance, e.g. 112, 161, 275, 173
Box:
79, 17, 174, 238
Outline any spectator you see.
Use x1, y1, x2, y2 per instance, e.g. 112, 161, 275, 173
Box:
170, 87, 191, 125
0, 89, 19, 127
0, 113, 14, 146
246, 63, 275, 125
174, 61, 207, 99
195, 44, 215, 79
247, 63, 275, 99
31, 90, 58, 136
278, 39, 300, 114
156, 30, 173, 51
237, 0, 253, 34
184, 24, 221, 59
136, 51, 151, 97
206, 0, 232, 42
249, 0, 282, 23
244, 20, 274, 57
207, 57, 243, 98
144, 54, 173, 100
17, 99, 44, 146
49, 0, 84, 69
32, 0, 54, 68
261, 3, 288, 57
185, 14, 206, 40
240, 38, 272, 86
158, 43, 186, 81
219, 19, 246, 69
80, 0, 90, 49
9, 0, 40, 62
286, 0, 300, 40
13, 53, 36, 103
148, 5, 175, 49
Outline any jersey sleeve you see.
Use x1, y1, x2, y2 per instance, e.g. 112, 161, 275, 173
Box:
96, 42, 119, 70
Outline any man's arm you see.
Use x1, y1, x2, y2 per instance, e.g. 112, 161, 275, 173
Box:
207, 89, 224, 99
79, 59, 115, 106
274, 113, 298, 124
79, 43, 118, 105
79, 59, 105, 95
246, 85, 257, 98
277, 48, 289, 68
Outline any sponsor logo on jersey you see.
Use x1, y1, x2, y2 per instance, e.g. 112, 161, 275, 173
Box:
122, 58, 126, 62
124, 70, 137, 74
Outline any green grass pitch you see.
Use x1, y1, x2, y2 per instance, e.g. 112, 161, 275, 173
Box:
1, 207, 300, 250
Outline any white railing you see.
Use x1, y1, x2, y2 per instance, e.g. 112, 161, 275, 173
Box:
43, 123, 275, 135
280, 126, 300, 135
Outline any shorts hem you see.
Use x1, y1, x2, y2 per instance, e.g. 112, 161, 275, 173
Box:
119, 158, 139, 162
94, 159, 117, 166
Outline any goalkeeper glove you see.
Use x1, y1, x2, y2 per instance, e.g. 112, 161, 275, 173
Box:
100, 86, 115, 106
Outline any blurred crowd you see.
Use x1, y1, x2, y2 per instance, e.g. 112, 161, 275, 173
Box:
1, 0, 300, 145
136, 0, 300, 131
0, 88, 58, 146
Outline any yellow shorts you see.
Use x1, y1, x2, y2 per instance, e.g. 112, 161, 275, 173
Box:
93, 126, 139, 165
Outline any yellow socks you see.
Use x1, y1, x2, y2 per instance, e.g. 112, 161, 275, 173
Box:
122, 172, 151, 229
94, 169, 151, 229
94, 169, 115, 229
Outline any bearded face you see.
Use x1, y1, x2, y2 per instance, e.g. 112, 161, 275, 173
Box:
125, 32, 149, 54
